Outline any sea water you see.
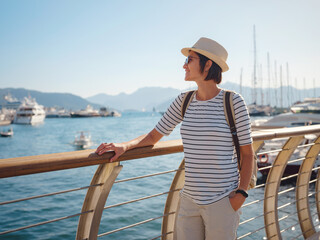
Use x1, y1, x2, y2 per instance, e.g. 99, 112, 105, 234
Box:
0, 113, 317, 239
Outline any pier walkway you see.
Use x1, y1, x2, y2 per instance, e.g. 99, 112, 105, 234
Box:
0, 125, 320, 239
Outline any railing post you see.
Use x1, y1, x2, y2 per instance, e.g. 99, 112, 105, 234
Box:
316, 169, 320, 230
253, 140, 265, 153
296, 136, 320, 238
264, 136, 304, 240
76, 162, 123, 240
162, 159, 185, 240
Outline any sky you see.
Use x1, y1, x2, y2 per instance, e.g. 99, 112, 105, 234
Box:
0, 0, 319, 98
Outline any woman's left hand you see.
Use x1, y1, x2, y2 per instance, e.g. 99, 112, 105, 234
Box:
229, 192, 246, 211
95, 142, 127, 162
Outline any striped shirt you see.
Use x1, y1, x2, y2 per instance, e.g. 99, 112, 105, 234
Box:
155, 89, 252, 205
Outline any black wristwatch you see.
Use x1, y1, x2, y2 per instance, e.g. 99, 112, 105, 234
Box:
235, 189, 248, 198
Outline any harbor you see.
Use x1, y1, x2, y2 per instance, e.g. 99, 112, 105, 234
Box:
0, 92, 122, 128
1, 1, 320, 239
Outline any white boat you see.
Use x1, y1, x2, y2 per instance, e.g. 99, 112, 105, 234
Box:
99, 107, 110, 117
110, 110, 121, 117
291, 98, 320, 114
1, 93, 21, 110
248, 103, 273, 116
257, 135, 319, 178
73, 131, 92, 149
13, 97, 45, 125
0, 127, 13, 137
252, 110, 320, 177
70, 105, 100, 118
45, 108, 71, 118
251, 112, 320, 129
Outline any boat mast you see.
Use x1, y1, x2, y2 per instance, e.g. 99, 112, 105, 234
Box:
280, 65, 283, 109
313, 78, 316, 97
267, 52, 271, 106
274, 61, 278, 107
286, 62, 290, 107
260, 64, 264, 105
253, 25, 257, 104
295, 77, 300, 102
303, 78, 306, 100
280, 65, 283, 108
240, 68, 243, 95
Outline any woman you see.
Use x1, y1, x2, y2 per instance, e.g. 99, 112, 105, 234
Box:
96, 37, 254, 240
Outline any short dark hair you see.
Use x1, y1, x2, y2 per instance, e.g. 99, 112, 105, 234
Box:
195, 52, 222, 84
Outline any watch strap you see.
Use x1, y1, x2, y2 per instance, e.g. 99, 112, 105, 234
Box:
235, 189, 248, 198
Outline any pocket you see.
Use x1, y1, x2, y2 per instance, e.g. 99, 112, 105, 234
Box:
227, 197, 237, 212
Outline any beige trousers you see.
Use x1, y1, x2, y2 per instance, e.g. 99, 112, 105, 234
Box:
174, 194, 240, 240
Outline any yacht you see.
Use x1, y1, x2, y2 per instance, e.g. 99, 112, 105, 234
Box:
290, 98, 320, 114
252, 109, 320, 177
1, 93, 21, 110
45, 108, 71, 118
99, 107, 110, 117
13, 97, 46, 125
251, 112, 320, 130
70, 105, 100, 118
110, 110, 121, 117
248, 103, 273, 116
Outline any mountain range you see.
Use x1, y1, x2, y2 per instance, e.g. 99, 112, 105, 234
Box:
0, 88, 101, 110
87, 83, 320, 111
86, 87, 181, 112
1, 84, 319, 112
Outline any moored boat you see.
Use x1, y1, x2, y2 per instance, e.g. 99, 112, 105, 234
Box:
0, 127, 13, 137
248, 103, 273, 116
290, 97, 320, 114
253, 107, 320, 177
257, 136, 319, 178
1, 93, 21, 110
45, 108, 71, 118
251, 112, 320, 130
13, 97, 45, 125
70, 105, 100, 118
110, 110, 121, 117
99, 107, 110, 117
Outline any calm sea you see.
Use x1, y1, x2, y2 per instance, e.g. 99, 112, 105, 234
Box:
0, 113, 317, 239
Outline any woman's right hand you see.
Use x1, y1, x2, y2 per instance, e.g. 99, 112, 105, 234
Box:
95, 142, 127, 162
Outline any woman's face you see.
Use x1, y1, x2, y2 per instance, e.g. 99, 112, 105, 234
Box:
183, 51, 205, 82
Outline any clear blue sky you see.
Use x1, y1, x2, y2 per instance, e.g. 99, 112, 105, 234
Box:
1, 0, 319, 98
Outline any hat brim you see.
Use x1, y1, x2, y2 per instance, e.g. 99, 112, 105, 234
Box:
181, 47, 229, 72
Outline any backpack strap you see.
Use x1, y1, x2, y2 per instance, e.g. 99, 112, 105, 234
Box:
181, 91, 196, 119
223, 90, 241, 170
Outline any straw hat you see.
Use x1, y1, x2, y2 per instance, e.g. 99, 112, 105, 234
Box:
181, 37, 229, 72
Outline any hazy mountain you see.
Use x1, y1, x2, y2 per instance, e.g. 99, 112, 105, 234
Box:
87, 83, 320, 112
87, 87, 181, 111
1, 84, 319, 113
0, 88, 101, 110
220, 82, 320, 108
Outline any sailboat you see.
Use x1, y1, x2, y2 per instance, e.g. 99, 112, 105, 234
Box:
248, 25, 273, 116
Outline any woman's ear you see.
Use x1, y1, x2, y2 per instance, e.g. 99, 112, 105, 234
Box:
204, 60, 212, 72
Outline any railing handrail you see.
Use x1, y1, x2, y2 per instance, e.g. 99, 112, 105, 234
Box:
0, 139, 183, 179
1, 125, 319, 179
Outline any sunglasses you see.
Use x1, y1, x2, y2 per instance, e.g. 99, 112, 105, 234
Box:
185, 56, 200, 65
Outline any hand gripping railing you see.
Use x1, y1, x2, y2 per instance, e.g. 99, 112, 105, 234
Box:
0, 125, 320, 239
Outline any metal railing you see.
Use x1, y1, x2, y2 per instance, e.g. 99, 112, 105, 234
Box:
0, 125, 320, 239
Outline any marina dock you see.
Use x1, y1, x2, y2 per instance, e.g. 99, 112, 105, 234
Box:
0, 125, 320, 239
